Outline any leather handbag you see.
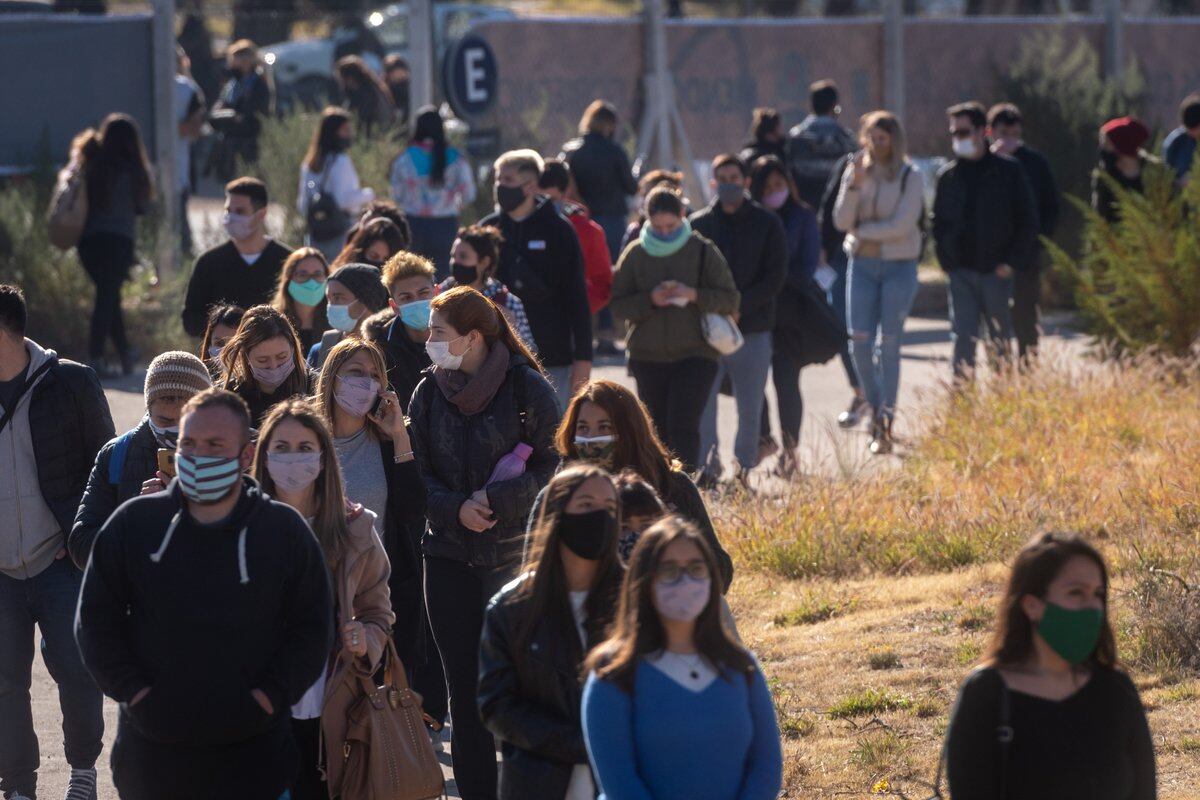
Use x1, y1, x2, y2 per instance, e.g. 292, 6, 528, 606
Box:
336, 637, 445, 800
47, 164, 88, 250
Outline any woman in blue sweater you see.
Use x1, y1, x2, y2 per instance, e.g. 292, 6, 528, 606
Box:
582, 517, 782, 800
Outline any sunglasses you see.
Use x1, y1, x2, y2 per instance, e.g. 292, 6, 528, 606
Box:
656, 560, 709, 585
951, 128, 975, 139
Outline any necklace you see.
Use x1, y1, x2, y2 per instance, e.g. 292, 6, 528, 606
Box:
672, 651, 706, 681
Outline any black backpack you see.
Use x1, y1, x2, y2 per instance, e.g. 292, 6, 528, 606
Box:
901, 164, 930, 261
306, 156, 350, 241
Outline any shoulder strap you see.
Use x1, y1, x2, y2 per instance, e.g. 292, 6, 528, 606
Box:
0, 359, 54, 439
900, 163, 912, 193
514, 366, 528, 438
108, 428, 139, 485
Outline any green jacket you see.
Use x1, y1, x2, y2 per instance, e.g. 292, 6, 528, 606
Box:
610, 233, 740, 363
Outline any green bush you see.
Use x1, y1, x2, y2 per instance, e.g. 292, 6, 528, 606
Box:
993, 30, 1145, 302
1046, 159, 1200, 356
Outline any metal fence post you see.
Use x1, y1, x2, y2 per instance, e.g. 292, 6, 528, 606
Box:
883, 0, 906, 122
152, 0, 177, 275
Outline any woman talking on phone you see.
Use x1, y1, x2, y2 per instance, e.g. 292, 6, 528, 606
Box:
315, 337, 428, 670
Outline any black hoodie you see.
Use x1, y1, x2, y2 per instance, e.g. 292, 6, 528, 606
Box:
76, 477, 333, 799
479, 197, 593, 368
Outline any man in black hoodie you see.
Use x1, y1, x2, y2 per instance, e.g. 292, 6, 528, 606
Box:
479, 149, 592, 410
76, 389, 333, 800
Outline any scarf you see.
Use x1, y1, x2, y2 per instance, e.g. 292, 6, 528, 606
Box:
433, 341, 511, 416
639, 218, 692, 258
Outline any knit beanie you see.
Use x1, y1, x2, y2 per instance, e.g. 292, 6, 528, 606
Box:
1100, 116, 1150, 158
329, 263, 390, 313
144, 351, 213, 407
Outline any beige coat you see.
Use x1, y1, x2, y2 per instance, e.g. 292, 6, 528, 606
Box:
833, 161, 924, 261
319, 504, 395, 796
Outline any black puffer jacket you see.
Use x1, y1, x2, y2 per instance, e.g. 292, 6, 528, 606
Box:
29, 354, 115, 540
363, 309, 431, 410
478, 571, 620, 800
560, 132, 637, 219
69, 418, 159, 569
932, 151, 1039, 273
408, 348, 561, 568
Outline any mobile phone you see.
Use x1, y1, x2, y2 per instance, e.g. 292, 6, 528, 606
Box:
156, 449, 176, 478
368, 385, 396, 420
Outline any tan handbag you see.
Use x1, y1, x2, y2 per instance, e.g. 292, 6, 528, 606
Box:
337, 637, 445, 800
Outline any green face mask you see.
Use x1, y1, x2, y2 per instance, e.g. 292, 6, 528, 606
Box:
1036, 601, 1103, 665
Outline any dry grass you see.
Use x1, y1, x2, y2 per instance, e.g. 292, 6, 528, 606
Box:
723, 354, 1200, 798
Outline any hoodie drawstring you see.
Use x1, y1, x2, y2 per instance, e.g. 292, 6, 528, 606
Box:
237, 526, 249, 584
149, 511, 182, 564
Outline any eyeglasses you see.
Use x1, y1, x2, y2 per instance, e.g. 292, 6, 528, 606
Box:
950, 128, 974, 139
655, 560, 709, 585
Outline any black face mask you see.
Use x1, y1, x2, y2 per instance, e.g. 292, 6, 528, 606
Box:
364, 257, 385, 268
451, 261, 479, 285
558, 509, 614, 561
495, 183, 527, 214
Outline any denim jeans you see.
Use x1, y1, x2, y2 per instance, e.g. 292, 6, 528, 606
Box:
826, 250, 860, 391
947, 269, 1014, 377
544, 365, 574, 414
699, 331, 773, 475
847, 256, 920, 417
0, 557, 104, 798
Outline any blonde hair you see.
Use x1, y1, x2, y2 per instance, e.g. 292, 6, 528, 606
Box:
494, 149, 544, 179
858, 110, 908, 180
316, 338, 390, 440
382, 251, 436, 292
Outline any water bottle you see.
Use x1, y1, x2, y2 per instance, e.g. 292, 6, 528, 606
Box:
485, 442, 533, 486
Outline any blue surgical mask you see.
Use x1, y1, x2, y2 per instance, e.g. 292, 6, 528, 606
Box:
287, 278, 326, 307
175, 453, 242, 504
398, 298, 432, 330
327, 303, 358, 332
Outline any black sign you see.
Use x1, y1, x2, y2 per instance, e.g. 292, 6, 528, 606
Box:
443, 35, 498, 120
465, 127, 501, 159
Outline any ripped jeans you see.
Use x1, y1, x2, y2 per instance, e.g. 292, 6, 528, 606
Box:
847, 256, 919, 418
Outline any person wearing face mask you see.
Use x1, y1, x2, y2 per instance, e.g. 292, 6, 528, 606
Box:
560, 100, 637, 263
531, 379, 733, 591
331, 217, 407, 270
537, 159, 615, 335
478, 465, 625, 800
739, 106, 787, 166
271, 247, 330, 354
407, 287, 561, 800
182, 177, 293, 338
307, 263, 391, 371
365, 251, 436, 408
298, 107, 375, 261
943, 532, 1155, 800
314, 339, 429, 687
219, 305, 313, 427
199, 304, 245, 379
390, 107, 477, 280
251, 399, 395, 800
206, 39, 272, 177
750, 155, 821, 472
1092, 116, 1155, 225
833, 112, 924, 456
932, 101, 1038, 380
479, 149, 593, 411
437, 225, 535, 352
76, 389, 334, 800
610, 187, 740, 473
582, 517, 782, 800
70, 351, 213, 568
690, 153, 788, 486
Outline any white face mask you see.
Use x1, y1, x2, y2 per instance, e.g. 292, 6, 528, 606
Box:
952, 137, 978, 159
426, 335, 470, 371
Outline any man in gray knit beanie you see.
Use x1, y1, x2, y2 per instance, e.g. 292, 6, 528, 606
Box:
68, 351, 212, 568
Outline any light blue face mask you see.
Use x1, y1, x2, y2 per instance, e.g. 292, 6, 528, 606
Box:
288, 278, 326, 307
398, 298, 432, 330
175, 453, 242, 504
327, 303, 358, 332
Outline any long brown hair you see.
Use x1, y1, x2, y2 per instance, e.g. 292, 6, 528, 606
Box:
75, 113, 155, 211
985, 532, 1118, 670
252, 398, 351, 565
199, 304, 245, 365
584, 516, 753, 692
272, 247, 330, 331
331, 217, 407, 268
430, 286, 543, 375
219, 305, 308, 398
514, 464, 625, 661
557, 380, 676, 492
315, 337, 390, 441
304, 106, 352, 173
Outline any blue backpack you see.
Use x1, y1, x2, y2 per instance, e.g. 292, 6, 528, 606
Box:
107, 428, 139, 486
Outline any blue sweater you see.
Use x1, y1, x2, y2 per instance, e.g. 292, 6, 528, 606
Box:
582, 659, 783, 800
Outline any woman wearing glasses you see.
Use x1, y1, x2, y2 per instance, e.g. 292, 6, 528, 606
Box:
581, 517, 782, 800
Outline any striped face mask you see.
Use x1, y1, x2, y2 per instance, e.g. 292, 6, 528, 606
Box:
175, 453, 242, 504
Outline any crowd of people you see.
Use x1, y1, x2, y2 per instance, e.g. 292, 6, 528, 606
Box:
9, 52, 1197, 800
